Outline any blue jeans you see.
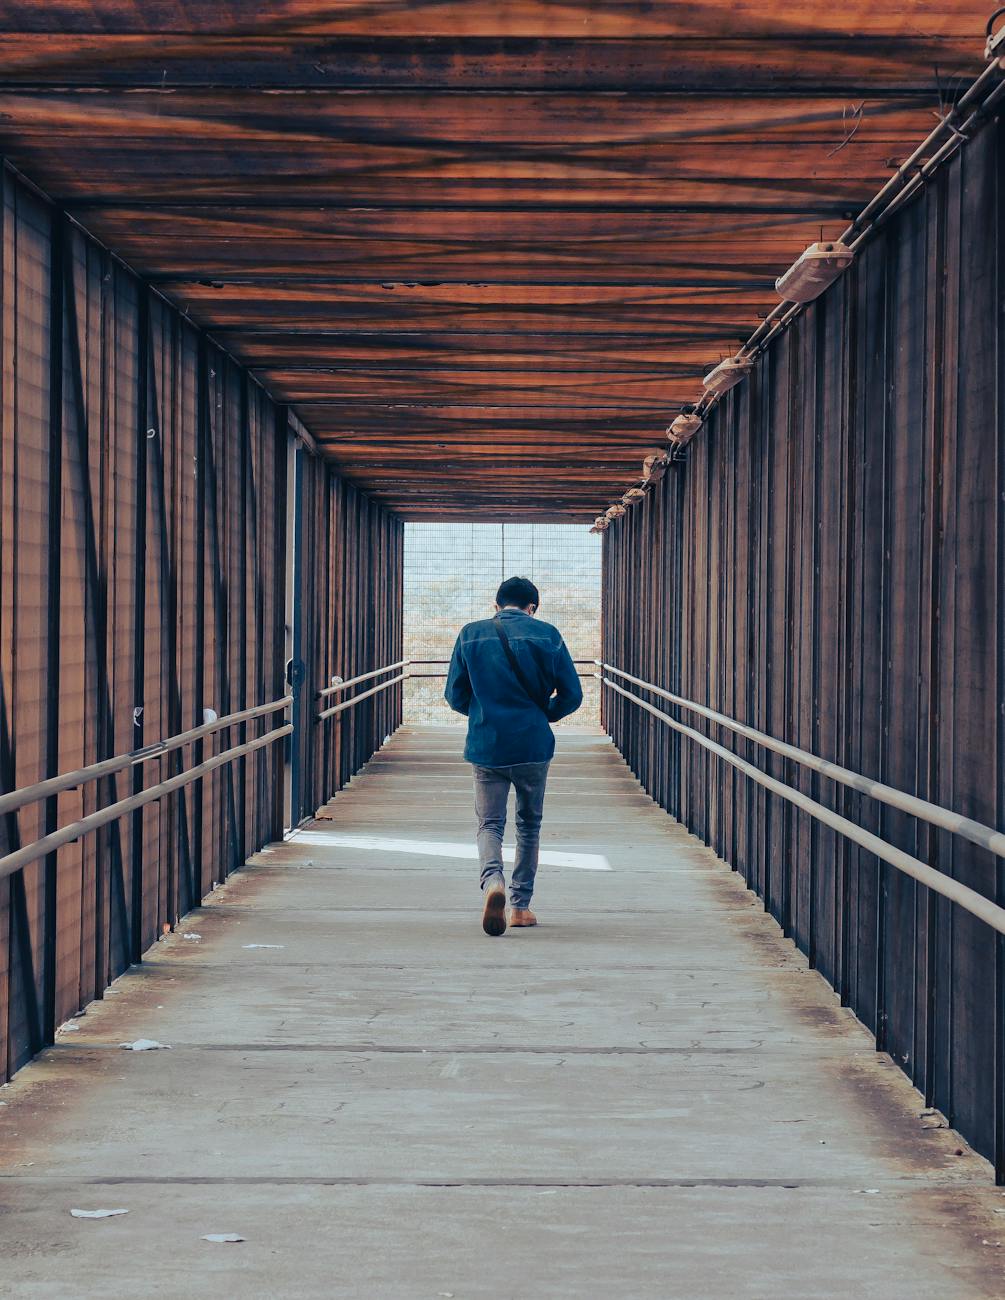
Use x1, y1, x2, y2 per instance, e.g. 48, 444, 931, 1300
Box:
472, 761, 550, 909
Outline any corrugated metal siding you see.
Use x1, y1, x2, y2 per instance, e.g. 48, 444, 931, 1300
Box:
0, 170, 51, 1073
290, 427, 404, 827
0, 164, 300, 1082
602, 114, 1005, 1173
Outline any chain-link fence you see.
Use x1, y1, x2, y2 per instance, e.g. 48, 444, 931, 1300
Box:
404, 523, 601, 726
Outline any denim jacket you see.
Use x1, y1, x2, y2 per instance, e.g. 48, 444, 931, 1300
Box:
444, 608, 584, 766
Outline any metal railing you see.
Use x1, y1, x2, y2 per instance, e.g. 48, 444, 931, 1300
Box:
405, 659, 452, 680
317, 671, 409, 721
317, 660, 409, 700
0, 697, 292, 884
316, 658, 598, 718
0, 698, 291, 819
400, 659, 599, 679
596, 665, 1005, 937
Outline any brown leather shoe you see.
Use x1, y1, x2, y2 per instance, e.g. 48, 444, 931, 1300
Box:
481, 880, 507, 936
509, 908, 537, 927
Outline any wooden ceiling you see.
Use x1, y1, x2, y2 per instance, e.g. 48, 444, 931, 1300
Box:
0, 2, 989, 519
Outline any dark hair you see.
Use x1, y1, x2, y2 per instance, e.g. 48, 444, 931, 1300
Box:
496, 576, 539, 611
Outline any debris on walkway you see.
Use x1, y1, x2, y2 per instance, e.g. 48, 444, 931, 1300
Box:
71, 1209, 129, 1220
119, 1040, 170, 1052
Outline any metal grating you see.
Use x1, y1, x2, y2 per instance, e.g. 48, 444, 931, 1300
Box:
403, 523, 600, 726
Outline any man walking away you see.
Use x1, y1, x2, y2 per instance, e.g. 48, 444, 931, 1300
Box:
444, 576, 584, 936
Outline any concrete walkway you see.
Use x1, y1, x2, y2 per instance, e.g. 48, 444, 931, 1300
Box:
1, 726, 1003, 1298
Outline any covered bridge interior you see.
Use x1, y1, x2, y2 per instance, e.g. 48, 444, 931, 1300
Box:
1, 4, 1005, 1296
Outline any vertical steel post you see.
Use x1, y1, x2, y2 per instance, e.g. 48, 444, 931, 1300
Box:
41, 208, 64, 1044
130, 286, 149, 964
285, 434, 306, 830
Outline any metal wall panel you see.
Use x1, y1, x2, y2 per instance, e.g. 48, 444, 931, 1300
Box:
0, 164, 291, 1082
0, 162, 405, 1083
289, 422, 404, 829
602, 115, 1005, 1174
0, 170, 51, 1072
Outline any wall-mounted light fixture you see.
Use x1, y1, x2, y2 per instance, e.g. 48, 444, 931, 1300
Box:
775, 241, 855, 303
703, 355, 754, 396
667, 412, 703, 446
642, 451, 668, 484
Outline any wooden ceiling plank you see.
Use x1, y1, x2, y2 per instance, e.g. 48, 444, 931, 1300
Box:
0, 35, 977, 93
0, 35, 981, 92
0, 1, 984, 39
0, 90, 942, 144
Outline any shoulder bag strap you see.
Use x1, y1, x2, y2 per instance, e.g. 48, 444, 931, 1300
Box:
492, 617, 551, 714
